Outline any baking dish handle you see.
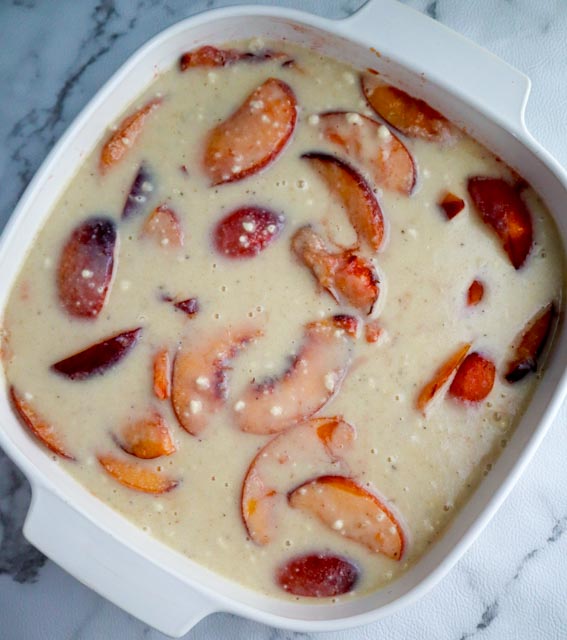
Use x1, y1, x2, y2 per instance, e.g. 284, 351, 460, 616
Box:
339, 0, 531, 133
24, 485, 216, 638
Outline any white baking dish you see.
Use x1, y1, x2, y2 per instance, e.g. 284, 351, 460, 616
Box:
0, 0, 565, 636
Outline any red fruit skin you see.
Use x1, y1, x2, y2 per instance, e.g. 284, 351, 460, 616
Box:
57, 217, 116, 319
439, 192, 465, 220
467, 280, 485, 306
467, 177, 533, 269
505, 303, 557, 383
449, 352, 496, 403
122, 163, 154, 219
174, 298, 200, 316
51, 328, 142, 381
276, 553, 359, 598
213, 207, 285, 259
179, 45, 285, 70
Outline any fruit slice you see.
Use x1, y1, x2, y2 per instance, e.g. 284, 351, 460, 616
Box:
302, 152, 385, 252
416, 343, 471, 414
438, 192, 465, 220
51, 328, 142, 381
57, 217, 116, 319
153, 348, 171, 400
174, 298, 200, 316
213, 207, 285, 259
235, 315, 358, 435
141, 204, 184, 249
203, 77, 297, 185
122, 162, 154, 219
172, 325, 262, 436
318, 112, 415, 195
467, 279, 484, 307
504, 303, 557, 383
467, 177, 533, 269
10, 387, 75, 460
179, 45, 286, 70
289, 475, 404, 560
100, 97, 161, 173
241, 416, 356, 545
365, 319, 383, 344
276, 553, 359, 598
291, 225, 379, 314
98, 453, 178, 494
361, 74, 453, 142
115, 410, 176, 459
449, 352, 496, 403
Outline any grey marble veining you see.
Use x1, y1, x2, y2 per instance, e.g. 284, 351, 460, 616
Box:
1, 1, 567, 638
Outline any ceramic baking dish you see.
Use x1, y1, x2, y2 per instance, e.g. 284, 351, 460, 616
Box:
0, 0, 565, 636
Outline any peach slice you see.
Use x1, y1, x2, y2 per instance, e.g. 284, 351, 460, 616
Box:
141, 204, 184, 249
235, 315, 358, 435
288, 475, 405, 560
438, 192, 465, 220
153, 348, 171, 400
449, 352, 496, 403
302, 152, 385, 252
361, 74, 453, 142
276, 553, 359, 597
100, 97, 162, 173
504, 303, 557, 383
115, 410, 176, 459
318, 111, 415, 195
10, 386, 75, 460
203, 77, 297, 185
51, 328, 142, 381
241, 416, 356, 545
98, 453, 178, 494
172, 325, 262, 436
468, 177, 533, 269
57, 217, 116, 319
291, 225, 379, 314
179, 45, 286, 70
467, 279, 485, 306
416, 343, 471, 414
365, 319, 383, 343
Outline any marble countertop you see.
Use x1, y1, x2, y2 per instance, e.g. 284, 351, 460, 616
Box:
1, 0, 566, 638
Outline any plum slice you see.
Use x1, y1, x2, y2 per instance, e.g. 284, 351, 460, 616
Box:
504, 303, 557, 383
361, 74, 453, 142
100, 97, 162, 173
171, 324, 263, 436
115, 410, 176, 459
57, 216, 116, 319
98, 453, 178, 494
467, 279, 484, 307
241, 416, 356, 545
141, 204, 184, 249
291, 225, 379, 314
318, 111, 415, 195
416, 343, 471, 414
449, 352, 496, 403
213, 207, 285, 259
179, 45, 287, 70
235, 315, 358, 435
467, 177, 533, 269
122, 162, 154, 219
438, 192, 465, 220
51, 328, 142, 381
276, 553, 359, 598
302, 152, 385, 252
203, 77, 297, 185
153, 348, 171, 400
10, 386, 75, 460
289, 475, 405, 560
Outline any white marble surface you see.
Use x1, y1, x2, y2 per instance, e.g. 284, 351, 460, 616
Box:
1, 0, 566, 638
